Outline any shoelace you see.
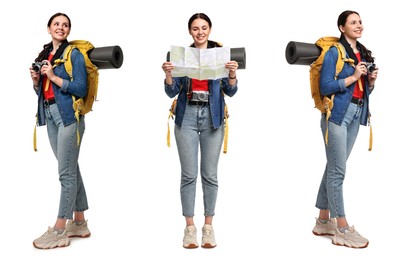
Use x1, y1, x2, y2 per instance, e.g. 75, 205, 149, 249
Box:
203, 229, 212, 236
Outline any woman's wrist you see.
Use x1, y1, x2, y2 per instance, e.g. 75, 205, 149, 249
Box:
228, 74, 236, 79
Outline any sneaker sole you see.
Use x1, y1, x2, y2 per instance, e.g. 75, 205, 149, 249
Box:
68, 233, 91, 238
183, 244, 199, 249
332, 240, 369, 249
312, 231, 335, 236
33, 239, 70, 249
201, 243, 217, 249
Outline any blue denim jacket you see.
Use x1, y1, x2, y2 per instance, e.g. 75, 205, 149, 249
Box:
35, 48, 87, 127
165, 77, 238, 129
320, 46, 373, 126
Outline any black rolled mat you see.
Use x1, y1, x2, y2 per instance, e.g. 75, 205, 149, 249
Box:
88, 45, 124, 69
285, 41, 320, 65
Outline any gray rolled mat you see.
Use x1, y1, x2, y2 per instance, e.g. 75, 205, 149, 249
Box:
88, 45, 124, 69
166, 47, 246, 69
285, 41, 320, 65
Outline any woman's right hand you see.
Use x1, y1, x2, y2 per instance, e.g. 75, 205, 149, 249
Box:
353, 61, 367, 80
162, 62, 174, 76
162, 62, 174, 85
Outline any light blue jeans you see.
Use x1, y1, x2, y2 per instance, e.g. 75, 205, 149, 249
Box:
45, 103, 88, 219
315, 102, 362, 218
175, 104, 224, 217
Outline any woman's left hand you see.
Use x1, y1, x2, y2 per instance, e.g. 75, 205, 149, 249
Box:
225, 60, 239, 73
368, 66, 378, 87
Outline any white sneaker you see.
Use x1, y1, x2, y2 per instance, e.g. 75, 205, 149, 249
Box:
332, 226, 369, 248
183, 225, 198, 249
201, 224, 217, 248
33, 227, 70, 249
66, 220, 91, 238
312, 218, 337, 236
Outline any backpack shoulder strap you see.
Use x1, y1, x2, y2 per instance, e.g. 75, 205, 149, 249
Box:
63, 45, 76, 80
333, 43, 355, 77
52, 45, 76, 80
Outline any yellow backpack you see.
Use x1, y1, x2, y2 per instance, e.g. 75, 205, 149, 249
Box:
310, 37, 355, 114
310, 37, 353, 143
33, 40, 99, 151
56, 40, 99, 146
61, 40, 99, 117
310, 37, 372, 150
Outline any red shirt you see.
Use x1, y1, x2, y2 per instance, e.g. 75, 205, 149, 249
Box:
43, 53, 54, 100
352, 52, 364, 99
191, 79, 209, 92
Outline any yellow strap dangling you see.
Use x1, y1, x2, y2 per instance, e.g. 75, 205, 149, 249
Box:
44, 77, 50, 91
324, 95, 334, 145
72, 96, 81, 146
325, 111, 331, 145
368, 115, 373, 151
167, 111, 173, 147
358, 76, 363, 91
33, 116, 38, 152
167, 98, 177, 147
223, 104, 229, 154
223, 118, 229, 154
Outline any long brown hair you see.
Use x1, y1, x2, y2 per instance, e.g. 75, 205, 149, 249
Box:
35, 12, 71, 62
338, 10, 375, 63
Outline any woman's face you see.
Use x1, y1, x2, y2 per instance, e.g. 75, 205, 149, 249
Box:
47, 15, 71, 42
339, 13, 363, 40
189, 18, 211, 48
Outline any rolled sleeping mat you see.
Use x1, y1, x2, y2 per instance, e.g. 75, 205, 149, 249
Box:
166, 47, 246, 69
285, 41, 321, 65
88, 45, 124, 69
231, 47, 246, 69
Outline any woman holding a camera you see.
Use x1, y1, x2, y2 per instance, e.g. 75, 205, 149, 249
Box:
29, 12, 91, 249
162, 13, 239, 249
312, 10, 378, 249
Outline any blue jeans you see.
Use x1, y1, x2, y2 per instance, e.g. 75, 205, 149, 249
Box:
315, 102, 362, 218
45, 103, 88, 219
175, 104, 224, 217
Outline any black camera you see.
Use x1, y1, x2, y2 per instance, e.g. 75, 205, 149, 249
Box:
191, 91, 209, 102
32, 61, 48, 73
366, 62, 376, 73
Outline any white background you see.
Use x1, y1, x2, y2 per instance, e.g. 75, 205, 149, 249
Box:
1, 0, 407, 259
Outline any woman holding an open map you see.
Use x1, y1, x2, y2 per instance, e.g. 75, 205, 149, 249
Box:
162, 12, 239, 249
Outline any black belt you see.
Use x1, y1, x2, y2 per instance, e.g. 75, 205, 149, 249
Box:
351, 97, 364, 106
188, 100, 208, 106
44, 98, 56, 107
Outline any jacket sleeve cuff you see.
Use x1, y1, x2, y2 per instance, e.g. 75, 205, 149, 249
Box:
61, 79, 70, 92
339, 79, 347, 92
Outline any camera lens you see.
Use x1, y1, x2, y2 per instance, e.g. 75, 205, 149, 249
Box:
198, 93, 206, 100
32, 63, 41, 73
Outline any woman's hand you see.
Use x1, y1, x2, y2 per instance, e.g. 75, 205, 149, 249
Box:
162, 62, 174, 76
40, 60, 55, 80
162, 62, 174, 85
225, 60, 239, 75
367, 65, 378, 88
352, 61, 367, 80
29, 67, 40, 89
